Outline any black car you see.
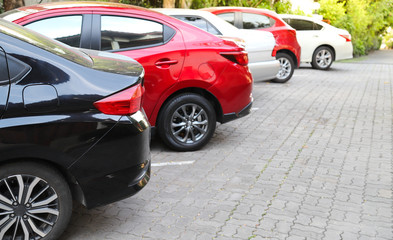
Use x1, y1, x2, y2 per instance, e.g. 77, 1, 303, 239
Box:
0, 19, 151, 239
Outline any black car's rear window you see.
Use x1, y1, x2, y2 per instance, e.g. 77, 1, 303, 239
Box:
0, 18, 92, 67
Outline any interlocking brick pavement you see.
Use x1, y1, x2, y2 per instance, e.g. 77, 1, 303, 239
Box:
60, 50, 393, 240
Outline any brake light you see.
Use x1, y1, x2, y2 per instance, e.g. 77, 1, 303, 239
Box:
339, 34, 351, 42
220, 51, 249, 66
94, 84, 144, 115
220, 37, 246, 49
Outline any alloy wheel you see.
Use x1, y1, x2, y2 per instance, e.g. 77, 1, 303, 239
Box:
315, 49, 332, 68
0, 174, 59, 240
170, 103, 209, 144
276, 57, 292, 80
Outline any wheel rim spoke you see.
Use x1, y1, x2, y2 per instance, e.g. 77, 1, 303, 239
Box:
29, 185, 49, 203
11, 216, 20, 240
173, 126, 185, 136
24, 177, 40, 205
0, 193, 13, 206
20, 219, 30, 240
193, 120, 208, 127
171, 122, 186, 128
27, 218, 46, 237
0, 215, 10, 226
174, 111, 186, 121
181, 106, 189, 118
190, 105, 196, 118
182, 127, 191, 142
189, 129, 196, 142
193, 125, 206, 134
4, 179, 17, 202
31, 194, 58, 208
0, 217, 17, 239
0, 202, 12, 211
193, 109, 205, 119
28, 207, 59, 216
16, 175, 25, 204
0, 211, 12, 216
27, 212, 54, 226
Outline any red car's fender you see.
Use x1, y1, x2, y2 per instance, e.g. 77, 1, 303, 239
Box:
149, 79, 216, 126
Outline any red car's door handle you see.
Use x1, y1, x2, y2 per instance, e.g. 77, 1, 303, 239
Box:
155, 59, 178, 68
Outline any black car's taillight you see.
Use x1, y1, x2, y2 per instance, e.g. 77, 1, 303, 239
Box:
220, 51, 249, 66
94, 84, 144, 115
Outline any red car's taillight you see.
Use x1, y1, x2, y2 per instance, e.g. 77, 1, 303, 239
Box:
339, 34, 351, 42
94, 84, 144, 115
220, 51, 249, 66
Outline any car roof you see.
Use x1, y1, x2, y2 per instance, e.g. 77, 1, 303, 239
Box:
156, 8, 240, 35
18, 1, 148, 11
2, 1, 167, 22
203, 7, 278, 16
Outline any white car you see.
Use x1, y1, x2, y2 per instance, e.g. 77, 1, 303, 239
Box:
156, 8, 280, 82
280, 14, 353, 70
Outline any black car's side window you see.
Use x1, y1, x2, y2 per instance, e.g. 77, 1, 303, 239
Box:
24, 15, 83, 48
100, 16, 164, 51
174, 16, 221, 35
242, 13, 273, 29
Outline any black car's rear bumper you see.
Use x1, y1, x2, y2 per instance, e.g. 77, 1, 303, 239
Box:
69, 110, 151, 209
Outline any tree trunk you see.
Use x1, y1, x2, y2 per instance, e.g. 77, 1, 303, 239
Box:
163, 0, 175, 8
3, 0, 25, 11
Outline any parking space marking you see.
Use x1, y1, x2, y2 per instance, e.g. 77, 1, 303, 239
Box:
152, 160, 195, 167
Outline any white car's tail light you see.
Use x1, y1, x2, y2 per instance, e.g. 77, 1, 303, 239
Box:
339, 34, 352, 42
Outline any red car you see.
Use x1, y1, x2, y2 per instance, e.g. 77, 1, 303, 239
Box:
2, 2, 253, 151
204, 7, 301, 83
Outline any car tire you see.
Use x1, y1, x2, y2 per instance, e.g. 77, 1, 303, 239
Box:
0, 161, 72, 240
311, 46, 334, 70
273, 52, 295, 83
158, 93, 216, 151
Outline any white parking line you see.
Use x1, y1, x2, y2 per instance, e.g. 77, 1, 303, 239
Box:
152, 160, 195, 167
251, 107, 259, 111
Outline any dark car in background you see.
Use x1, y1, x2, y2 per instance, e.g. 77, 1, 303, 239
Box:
204, 7, 301, 83
0, 19, 150, 239
2, 2, 254, 151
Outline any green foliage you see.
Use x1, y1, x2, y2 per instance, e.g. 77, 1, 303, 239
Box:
291, 7, 306, 16
273, 1, 292, 14
82, 0, 162, 7
318, 0, 393, 56
384, 29, 393, 49
317, 0, 345, 25
190, 0, 292, 13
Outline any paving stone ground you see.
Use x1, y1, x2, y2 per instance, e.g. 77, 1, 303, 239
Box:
60, 50, 393, 240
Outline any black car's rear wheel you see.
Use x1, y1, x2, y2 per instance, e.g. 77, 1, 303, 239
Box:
158, 93, 216, 151
0, 162, 72, 240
